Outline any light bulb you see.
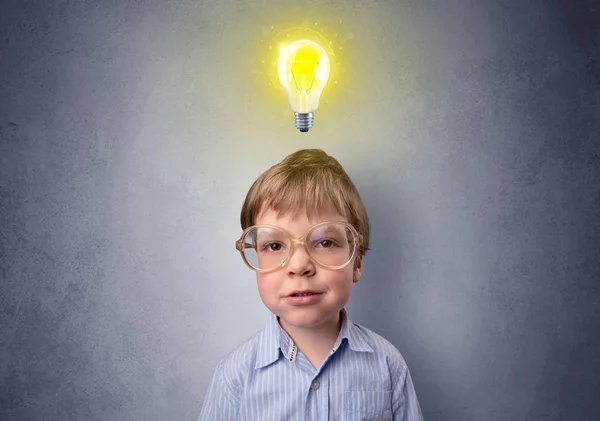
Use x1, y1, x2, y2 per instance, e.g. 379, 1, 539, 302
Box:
277, 39, 330, 132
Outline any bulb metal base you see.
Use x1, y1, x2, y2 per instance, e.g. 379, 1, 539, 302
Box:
294, 112, 314, 132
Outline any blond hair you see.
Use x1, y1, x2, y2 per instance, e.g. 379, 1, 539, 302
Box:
240, 149, 370, 258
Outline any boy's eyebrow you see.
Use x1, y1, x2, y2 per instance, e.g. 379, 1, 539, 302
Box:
312, 225, 344, 235
256, 228, 285, 239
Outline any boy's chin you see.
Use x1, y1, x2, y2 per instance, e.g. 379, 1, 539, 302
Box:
278, 310, 341, 330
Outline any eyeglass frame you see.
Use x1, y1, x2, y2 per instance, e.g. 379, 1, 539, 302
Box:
235, 221, 363, 273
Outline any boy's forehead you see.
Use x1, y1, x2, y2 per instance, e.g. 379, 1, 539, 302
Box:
255, 204, 347, 226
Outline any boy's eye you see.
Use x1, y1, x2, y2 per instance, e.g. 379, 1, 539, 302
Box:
261, 242, 284, 252
314, 239, 337, 248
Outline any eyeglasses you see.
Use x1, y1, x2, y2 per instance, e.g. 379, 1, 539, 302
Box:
236, 221, 363, 273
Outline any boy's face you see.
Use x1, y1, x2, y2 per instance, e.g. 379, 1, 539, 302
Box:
254, 206, 363, 333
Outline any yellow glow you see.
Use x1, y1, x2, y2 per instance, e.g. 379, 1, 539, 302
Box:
277, 39, 330, 113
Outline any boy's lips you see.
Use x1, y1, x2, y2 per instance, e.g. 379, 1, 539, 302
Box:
285, 290, 324, 306
287, 290, 322, 297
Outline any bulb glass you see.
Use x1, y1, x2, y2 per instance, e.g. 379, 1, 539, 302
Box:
277, 40, 330, 113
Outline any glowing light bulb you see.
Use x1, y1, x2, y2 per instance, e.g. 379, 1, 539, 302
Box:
277, 39, 330, 132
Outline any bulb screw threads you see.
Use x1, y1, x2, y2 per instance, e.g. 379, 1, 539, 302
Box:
294, 112, 314, 132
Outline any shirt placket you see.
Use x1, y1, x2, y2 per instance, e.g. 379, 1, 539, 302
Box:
297, 343, 344, 421
279, 316, 348, 421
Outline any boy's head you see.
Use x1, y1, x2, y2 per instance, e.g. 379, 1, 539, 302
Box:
238, 149, 370, 332
240, 149, 370, 258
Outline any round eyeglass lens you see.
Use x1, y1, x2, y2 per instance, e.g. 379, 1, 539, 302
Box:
241, 223, 357, 271
242, 226, 291, 270
306, 223, 357, 268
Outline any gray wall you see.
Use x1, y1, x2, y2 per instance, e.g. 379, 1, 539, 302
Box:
1, 0, 599, 420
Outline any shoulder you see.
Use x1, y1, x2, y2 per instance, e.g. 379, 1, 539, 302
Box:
215, 331, 263, 397
199, 331, 265, 418
214, 329, 263, 392
350, 322, 409, 376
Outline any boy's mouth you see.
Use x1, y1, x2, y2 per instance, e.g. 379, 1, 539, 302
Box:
288, 290, 321, 297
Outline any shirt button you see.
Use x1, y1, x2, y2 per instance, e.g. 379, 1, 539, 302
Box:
311, 379, 320, 390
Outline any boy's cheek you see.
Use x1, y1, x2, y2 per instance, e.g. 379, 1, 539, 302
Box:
256, 275, 283, 299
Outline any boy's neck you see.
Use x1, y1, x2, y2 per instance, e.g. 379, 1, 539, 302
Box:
278, 311, 342, 369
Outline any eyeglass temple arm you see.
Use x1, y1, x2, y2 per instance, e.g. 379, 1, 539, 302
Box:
235, 239, 255, 252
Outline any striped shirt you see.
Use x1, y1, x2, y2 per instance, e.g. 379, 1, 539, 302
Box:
198, 309, 424, 420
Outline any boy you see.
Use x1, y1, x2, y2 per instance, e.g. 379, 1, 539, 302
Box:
199, 149, 423, 420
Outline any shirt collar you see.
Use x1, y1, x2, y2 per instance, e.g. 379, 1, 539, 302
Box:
254, 308, 374, 370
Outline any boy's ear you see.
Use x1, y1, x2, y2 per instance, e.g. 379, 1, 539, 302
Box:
353, 257, 363, 283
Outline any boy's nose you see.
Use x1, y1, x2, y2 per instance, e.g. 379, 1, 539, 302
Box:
286, 245, 315, 276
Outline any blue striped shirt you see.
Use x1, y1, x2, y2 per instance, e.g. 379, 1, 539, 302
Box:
198, 309, 424, 420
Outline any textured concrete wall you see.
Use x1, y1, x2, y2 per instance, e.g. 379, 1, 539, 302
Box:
1, 0, 599, 420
